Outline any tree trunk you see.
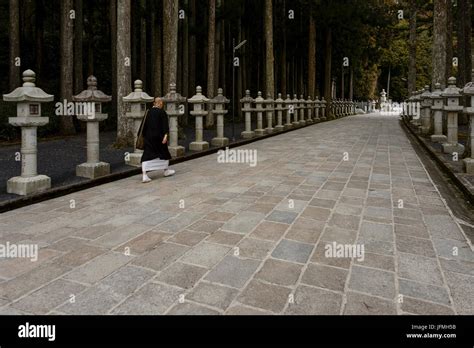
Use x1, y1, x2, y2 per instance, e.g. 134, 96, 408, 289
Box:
349, 67, 353, 100
139, 0, 147, 87
74, 0, 83, 94
60, 0, 76, 135
183, 0, 189, 97
189, 0, 196, 97
117, 0, 132, 145
264, 0, 275, 97
110, 0, 117, 126
151, 0, 162, 97
446, 0, 453, 80
308, 10, 316, 98
163, 0, 179, 92
9, 0, 21, 90
408, 0, 417, 94
432, 0, 447, 89
35, 0, 44, 79
324, 28, 332, 115
458, 0, 472, 86
206, 0, 216, 127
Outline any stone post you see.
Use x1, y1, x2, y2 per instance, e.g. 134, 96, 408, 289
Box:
189, 86, 210, 151
162, 83, 186, 157
441, 77, 465, 155
284, 94, 293, 129
240, 90, 255, 139
430, 84, 447, 143
410, 91, 422, 128
420, 86, 432, 135
3, 70, 52, 195
73, 76, 112, 178
299, 95, 306, 126
210, 88, 229, 147
254, 91, 265, 136
314, 96, 320, 122
274, 93, 285, 131
462, 71, 474, 173
291, 94, 300, 126
263, 93, 274, 134
320, 97, 327, 120
306, 96, 313, 124
123, 80, 154, 166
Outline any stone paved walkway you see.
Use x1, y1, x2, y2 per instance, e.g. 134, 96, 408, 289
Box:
0, 113, 472, 315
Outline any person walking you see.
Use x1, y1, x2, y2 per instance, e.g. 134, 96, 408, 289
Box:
141, 97, 175, 183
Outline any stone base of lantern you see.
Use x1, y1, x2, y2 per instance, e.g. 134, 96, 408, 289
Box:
292, 121, 300, 127
190, 141, 209, 151
420, 126, 431, 135
463, 158, 474, 174
241, 130, 255, 139
299, 120, 306, 126
125, 152, 143, 167
76, 162, 110, 179
306, 119, 314, 124
211, 137, 229, 147
442, 143, 465, 155
169, 146, 185, 158
284, 123, 293, 130
7, 175, 51, 196
255, 129, 265, 136
430, 134, 447, 143
265, 127, 274, 134
275, 125, 285, 132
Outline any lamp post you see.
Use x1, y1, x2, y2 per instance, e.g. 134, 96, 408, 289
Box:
232, 38, 247, 142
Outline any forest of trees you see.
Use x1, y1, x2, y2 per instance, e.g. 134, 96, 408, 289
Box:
0, 0, 472, 143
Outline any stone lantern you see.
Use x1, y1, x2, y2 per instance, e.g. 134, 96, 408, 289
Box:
430, 83, 447, 143
254, 92, 265, 136
299, 95, 306, 125
3, 70, 53, 195
73, 76, 111, 178
283, 94, 293, 129
162, 83, 186, 157
274, 93, 285, 132
292, 94, 300, 127
189, 86, 210, 151
320, 97, 327, 120
313, 96, 320, 122
263, 93, 274, 134
210, 88, 229, 147
306, 97, 313, 124
240, 90, 255, 139
462, 70, 474, 173
123, 80, 154, 166
420, 86, 432, 135
410, 91, 422, 127
441, 77, 464, 155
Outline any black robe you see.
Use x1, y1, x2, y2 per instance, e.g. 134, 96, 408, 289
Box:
140, 107, 172, 162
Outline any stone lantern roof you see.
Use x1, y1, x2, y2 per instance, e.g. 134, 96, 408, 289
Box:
162, 83, 186, 103
73, 75, 111, 102
123, 80, 154, 103
3, 69, 54, 102
188, 86, 209, 104
209, 88, 229, 104
462, 69, 474, 96
441, 77, 461, 98
240, 90, 254, 104
430, 83, 443, 100
255, 91, 265, 103
275, 93, 284, 103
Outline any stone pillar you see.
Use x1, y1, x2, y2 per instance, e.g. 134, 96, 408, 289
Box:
3, 70, 52, 195
320, 97, 327, 120
210, 88, 230, 147
430, 84, 447, 143
264, 93, 274, 134
162, 83, 186, 157
314, 97, 321, 122
441, 77, 465, 155
240, 90, 255, 139
299, 95, 306, 125
306, 96, 313, 124
292, 94, 300, 126
189, 86, 210, 151
420, 86, 432, 135
284, 94, 293, 129
462, 71, 474, 173
274, 93, 285, 131
254, 91, 265, 136
73, 76, 112, 178
410, 91, 422, 128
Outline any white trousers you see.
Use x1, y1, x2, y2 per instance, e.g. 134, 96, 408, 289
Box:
142, 158, 169, 173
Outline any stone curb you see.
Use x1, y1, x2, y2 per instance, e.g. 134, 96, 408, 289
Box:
0, 116, 344, 213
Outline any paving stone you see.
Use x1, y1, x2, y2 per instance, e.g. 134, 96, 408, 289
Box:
53, 244, 106, 268
355, 252, 395, 272
225, 304, 272, 315
99, 265, 155, 297
255, 259, 303, 286
301, 206, 331, 221
344, 291, 397, 315
179, 242, 230, 268
285, 220, 324, 244
116, 231, 169, 255
206, 230, 244, 246
112, 283, 183, 315
348, 266, 396, 299
0, 248, 62, 279
167, 302, 220, 315
250, 221, 288, 241
398, 278, 451, 305
94, 224, 152, 248
188, 220, 224, 234
439, 259, 474, 277
395, 235, 436, 258
401, 297, 454, 315
311, 241, 352, 269
204, 255, 260, 288
359, 222, 393, 243
132, 243, 189, 271
167, 230, 208, 246
320, 226, 358, 244
204, 211, 236, 222
12, 279, 87, 314
187, 282, 239, 310
328, 213, 361, 231
424, 216, 465, 241
394, 224, 430, 239
431, 238, 474, 262
156, 262, 207, 289
221, 211, 266, 234
366, 197, 392, 209
334, 204, 362, 216
398, 252, 444, 286
315, 190, 341, 200
237, 279, 291, 313
265, 210, 299, 225
58, 283, 123, 314
237, 238, 274, 260
308, 198, 336, 209
339, 196, 365, 206
157, 212, 204, 233
301, 263, 348, 292
272, 239, 314, 264
246, 203, 278, 214
285, 285, 342, 315
444, 271, 474, 314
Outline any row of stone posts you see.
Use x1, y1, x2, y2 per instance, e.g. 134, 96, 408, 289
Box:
403, 73, 474, 174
